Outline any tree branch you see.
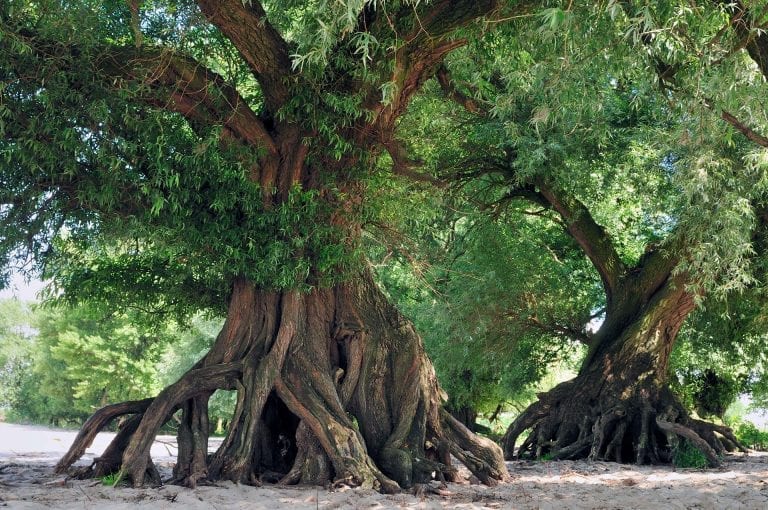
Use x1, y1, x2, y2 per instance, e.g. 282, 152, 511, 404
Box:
196, 0, 293, 114
501, 185, 551, 210
382, 138, 444, 186
720, 109, 768, 148
4, 27, 277, 155
526, 315, 592, 345
723, 0, 768, 80
534, 180, 626, 303
372, 0, 502, 132
436, 64, 486, 115
100, 47, 278, 155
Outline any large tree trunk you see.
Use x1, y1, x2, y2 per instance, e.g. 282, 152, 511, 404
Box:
502, 276, 745, 465
56, 269, 505, 491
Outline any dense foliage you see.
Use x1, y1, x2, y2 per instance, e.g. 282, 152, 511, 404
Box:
0, 0, 365, 320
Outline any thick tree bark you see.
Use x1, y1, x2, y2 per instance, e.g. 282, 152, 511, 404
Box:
57, 269, 506, 491
502, 274, 745, 465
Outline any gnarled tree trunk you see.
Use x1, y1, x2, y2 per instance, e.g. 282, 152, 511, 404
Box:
502, 273, 745, 465
497, 175, 747, 466
56, 269, 505, 491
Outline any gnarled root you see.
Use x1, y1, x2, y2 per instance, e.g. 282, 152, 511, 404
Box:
57, 271, 507, 492
503, 381, 747, 467
55, 398, 153, 475
440, 409, 506, 485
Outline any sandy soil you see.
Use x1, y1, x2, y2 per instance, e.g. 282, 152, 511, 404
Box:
1, 422, 767, 509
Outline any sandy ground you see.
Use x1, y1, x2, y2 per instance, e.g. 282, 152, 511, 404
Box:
1, 422, 768, 509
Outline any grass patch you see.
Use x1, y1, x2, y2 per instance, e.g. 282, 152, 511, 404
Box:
101, 472, 121, 486
672, 439, 710, 469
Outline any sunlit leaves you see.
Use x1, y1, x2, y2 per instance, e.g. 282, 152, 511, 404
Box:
0, 299, 35, 411
6, 302, 174, 422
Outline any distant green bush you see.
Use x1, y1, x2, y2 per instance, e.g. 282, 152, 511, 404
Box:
735, 422, 768, 451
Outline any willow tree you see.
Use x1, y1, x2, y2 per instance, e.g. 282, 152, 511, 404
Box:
430, 1, 768, 465
0, 0, 515, 490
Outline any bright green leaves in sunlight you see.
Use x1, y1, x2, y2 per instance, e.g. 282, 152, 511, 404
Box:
0, 296, 233, 426
0, 299, 35, 414
1, 299, 176, 423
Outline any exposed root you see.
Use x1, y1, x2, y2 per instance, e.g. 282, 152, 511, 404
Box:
55, 398, 154, 474
690, 419, 748, 454
656, 418, 720, 467
274, 377, 400, 493
58, 272, 508, 492
120, 362, 243, 486
89, 414, 144, 479
278, 422, 331, 486
503, 381, 747, 468
440, 409, 507, 485
172, 395, 211, 488
550, 435, 593, 460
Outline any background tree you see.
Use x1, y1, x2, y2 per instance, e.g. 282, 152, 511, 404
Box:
365, 106, 597, 430
1, 0, 516, 490
425, 1, 768, 465
5, 301, 174, 426
0, 299, 35, 416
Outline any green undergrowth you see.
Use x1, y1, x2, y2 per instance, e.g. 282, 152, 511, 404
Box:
100, 472, 120, 486
672, 439, 711, 469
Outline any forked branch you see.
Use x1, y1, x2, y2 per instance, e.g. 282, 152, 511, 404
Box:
372, 0, 501, 131
534, 179, 626, 303
99, 47, 278, 155
197, 0, 293, 113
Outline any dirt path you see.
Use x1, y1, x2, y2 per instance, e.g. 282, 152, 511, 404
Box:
1, 422, 767, 509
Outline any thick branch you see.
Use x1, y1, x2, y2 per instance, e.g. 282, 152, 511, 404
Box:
436, 65, 486, 115
632, 240, 683, 300
501, 185, 551, 209
3, 27, 277, 155
535, 180, 626, 303
196, 0, 292, 113
99, 47, 277, 155
372, 0, 502, 132
720, 109, 768, 148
